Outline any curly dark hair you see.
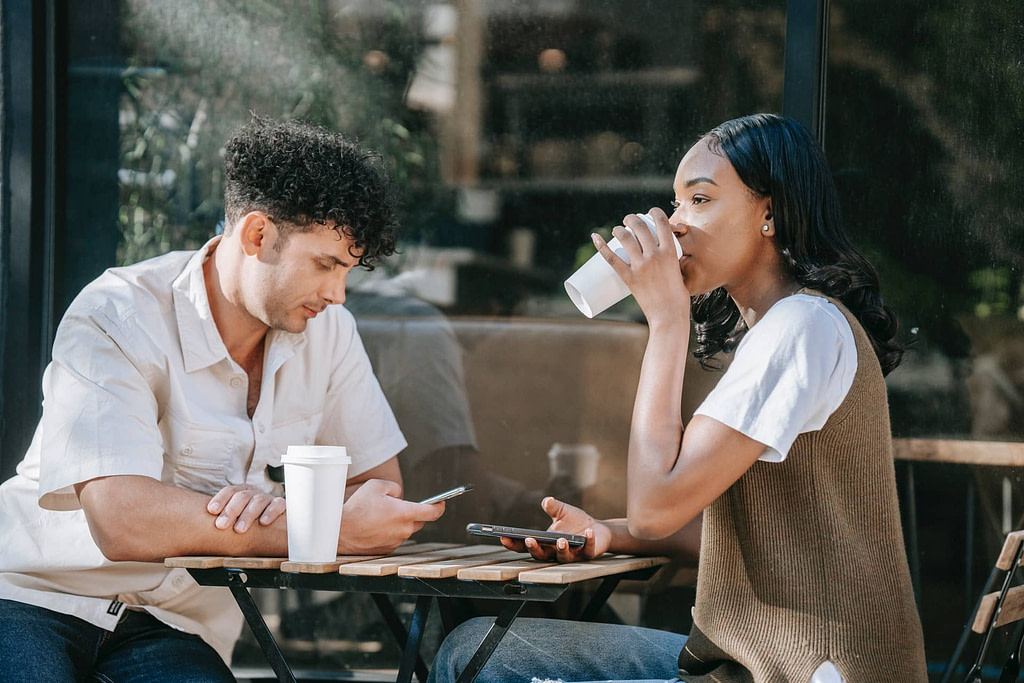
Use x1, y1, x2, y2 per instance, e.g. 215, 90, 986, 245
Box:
690, 114, 904, 376
223, 115, 399, 269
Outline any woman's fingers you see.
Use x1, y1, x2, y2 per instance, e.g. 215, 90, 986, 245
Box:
591, 232, 632, 282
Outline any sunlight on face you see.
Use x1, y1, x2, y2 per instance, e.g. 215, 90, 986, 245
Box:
667, 139, 771, 297
247, 222, 363, 333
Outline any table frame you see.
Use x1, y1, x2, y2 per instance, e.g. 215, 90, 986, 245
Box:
184, 562, 662, 683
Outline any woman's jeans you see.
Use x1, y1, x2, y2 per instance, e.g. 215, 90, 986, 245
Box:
0, 598, 235, 682
427, 616, 687, 683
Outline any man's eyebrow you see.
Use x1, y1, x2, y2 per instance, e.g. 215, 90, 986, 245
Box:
319, 253, 354, 267
684, 176, 718, 188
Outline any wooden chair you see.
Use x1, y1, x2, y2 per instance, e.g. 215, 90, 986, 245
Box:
948, 530, 1024, 683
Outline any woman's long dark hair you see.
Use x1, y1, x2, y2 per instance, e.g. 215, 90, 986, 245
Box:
690, 113, 903, 376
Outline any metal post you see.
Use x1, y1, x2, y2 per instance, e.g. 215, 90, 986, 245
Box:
782, 0, 830, 144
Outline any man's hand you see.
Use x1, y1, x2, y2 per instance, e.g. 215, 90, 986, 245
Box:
207, 484, 286, 533
337, 479, 445, 555
500, 496, 612, 563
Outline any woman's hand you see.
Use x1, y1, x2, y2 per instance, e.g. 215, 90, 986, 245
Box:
592, 207, 690, 327
207, 484, 286, 533
499, 496, 612, 563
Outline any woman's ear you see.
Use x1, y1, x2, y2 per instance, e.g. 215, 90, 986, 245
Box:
760, 200, 775, 237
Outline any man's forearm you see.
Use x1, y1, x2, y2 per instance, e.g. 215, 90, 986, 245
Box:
76, 475, 288, 562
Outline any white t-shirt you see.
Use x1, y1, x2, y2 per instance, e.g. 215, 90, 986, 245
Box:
694, 294, 858, 462
0, 237, 407, 662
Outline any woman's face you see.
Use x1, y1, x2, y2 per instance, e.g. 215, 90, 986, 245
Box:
668, 138, 775, 297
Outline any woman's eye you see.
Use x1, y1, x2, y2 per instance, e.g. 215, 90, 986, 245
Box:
316, 261, 333, 271
692, 196, 708, 205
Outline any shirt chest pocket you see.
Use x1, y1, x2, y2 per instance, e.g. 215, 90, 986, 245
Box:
264, 410, 324, 460
159, 412, 238, 496
251, 410, 325, 488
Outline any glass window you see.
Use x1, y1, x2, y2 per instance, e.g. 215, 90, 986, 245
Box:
826, 0, 1024, 663
68, 0, 789, 673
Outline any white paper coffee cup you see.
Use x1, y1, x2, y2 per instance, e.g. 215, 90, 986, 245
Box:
564, 213, 683, 318
282, 445, 351, 563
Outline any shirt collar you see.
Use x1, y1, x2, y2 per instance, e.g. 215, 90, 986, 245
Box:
171, 236, 308, 374
172, 237, 230, 373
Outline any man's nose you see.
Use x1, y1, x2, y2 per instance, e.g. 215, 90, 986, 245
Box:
321, 271, 348, 305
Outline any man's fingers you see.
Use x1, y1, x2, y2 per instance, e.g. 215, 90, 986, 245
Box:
409, 499, 445, 522
259, 497, 286, 525
207, 484, 249, 515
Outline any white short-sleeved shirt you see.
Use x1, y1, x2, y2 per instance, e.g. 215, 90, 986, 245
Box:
0, 237, 407, 662
694, 294, 858, 462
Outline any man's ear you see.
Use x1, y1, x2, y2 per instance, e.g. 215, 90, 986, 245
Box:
237, 212, 275, 256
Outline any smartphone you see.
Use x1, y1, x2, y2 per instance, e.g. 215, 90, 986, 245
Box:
466, 522, 586, 548
418, 483, 474, 505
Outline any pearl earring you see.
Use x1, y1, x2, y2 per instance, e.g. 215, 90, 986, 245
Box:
761, 224, 770, 233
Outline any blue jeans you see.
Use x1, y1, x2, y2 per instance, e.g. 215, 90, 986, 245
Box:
0, 598, 235, 682
427, 616, 686, 683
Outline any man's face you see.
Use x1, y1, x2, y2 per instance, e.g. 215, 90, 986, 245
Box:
243, 221, 363, 334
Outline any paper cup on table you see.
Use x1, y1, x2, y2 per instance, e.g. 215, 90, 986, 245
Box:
564, 213, 683, 318
281, 445, 351, 563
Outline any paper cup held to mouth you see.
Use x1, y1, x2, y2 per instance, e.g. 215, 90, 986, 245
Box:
564, 213, 683, 318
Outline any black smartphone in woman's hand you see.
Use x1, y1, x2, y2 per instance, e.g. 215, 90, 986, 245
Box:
466, 522, 586, 548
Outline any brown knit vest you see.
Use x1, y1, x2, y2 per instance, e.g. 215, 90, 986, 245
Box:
679, 292, 927, 682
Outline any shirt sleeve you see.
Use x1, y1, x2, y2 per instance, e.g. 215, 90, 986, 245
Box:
693, 296, 856, 462
37, 307, 165, 511
316, 309, 408, 477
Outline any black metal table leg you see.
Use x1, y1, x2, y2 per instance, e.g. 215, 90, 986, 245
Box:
370, 593, 430, 682
396, 594, 433, 683
456, 599, 526, 683
437, 596, 458, 636
577, 575, 623, 622
225, 570, 297, 683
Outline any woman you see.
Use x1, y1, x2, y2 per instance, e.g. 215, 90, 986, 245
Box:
428, 114, 927, 683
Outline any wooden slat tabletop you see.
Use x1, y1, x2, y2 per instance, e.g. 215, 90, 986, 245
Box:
397, 549, 522, 579
165, 543, 671, 584
518, 554, 670, 584
338, 544, 501, 577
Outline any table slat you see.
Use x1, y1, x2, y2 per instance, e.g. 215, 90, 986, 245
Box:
281, 543, 459, 573
517, 555, 670, 584
893, 438, 1024, 467
457, 558, 559, 581
339, 544, 500, 576
223, 557, 287, 569
397, 550, 523, 578
164, 556, 227, 569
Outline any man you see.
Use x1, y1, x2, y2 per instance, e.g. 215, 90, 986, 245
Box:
0, 116, 443, 681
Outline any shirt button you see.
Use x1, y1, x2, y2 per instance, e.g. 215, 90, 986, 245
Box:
258, 423, 265, 433
230, 377, 243, 388
180, 445, 193, 456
